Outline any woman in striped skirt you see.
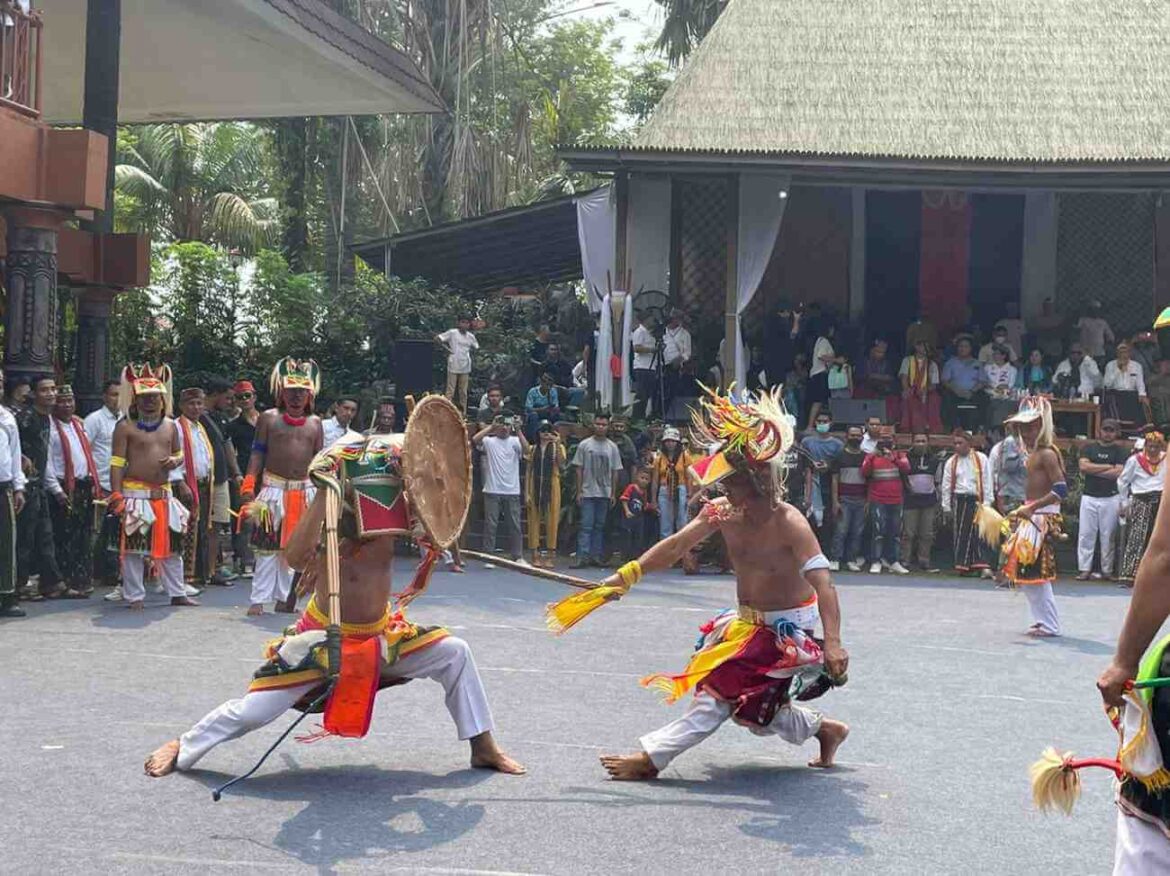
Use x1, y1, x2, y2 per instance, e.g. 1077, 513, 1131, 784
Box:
1118, 430, 1166, 584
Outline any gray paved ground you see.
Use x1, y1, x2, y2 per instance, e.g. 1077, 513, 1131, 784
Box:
1, 564, 1144, 874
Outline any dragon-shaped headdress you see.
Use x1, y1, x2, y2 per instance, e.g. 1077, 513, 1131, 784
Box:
269, 357, 321, 410
118, 363, 173, 418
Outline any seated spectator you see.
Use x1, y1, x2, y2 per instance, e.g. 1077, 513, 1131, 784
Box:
619, 467, 652, 562
1104, 341, 1148, 399
1017, 349, 1053, 394
1053, 342, 1102, 399
942, 336, 988, 431
543, 343, 575, 397
899, 341, 943, 434
1132, 330, 1162, 378
901, 431, 940, 572
984, 345, 1018, 398
861, 430, 910, 575
476, 384, 507, 429
529, 324, 551, 384
978, 324, 1019, 365
1148, 359, 1170, 426
524, 373, 561, 439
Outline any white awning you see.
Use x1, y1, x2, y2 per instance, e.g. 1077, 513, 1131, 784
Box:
39, 0, 443, 123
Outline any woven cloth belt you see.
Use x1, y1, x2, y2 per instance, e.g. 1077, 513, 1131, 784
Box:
263, 472, 310, 490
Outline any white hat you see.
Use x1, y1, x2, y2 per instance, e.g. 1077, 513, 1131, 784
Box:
662, 426, 681, 442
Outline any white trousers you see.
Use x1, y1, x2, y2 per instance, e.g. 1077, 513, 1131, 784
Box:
1023, 582, 1061, 636
639, 691, 823, 771
1115, 811, 1170, 875
1079, 494, 1121, 575
176, 636, 493, 771
249, 553, 294, 606
122, 555, 185, 602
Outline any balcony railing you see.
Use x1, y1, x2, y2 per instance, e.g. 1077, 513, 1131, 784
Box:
0, 1, 42, 118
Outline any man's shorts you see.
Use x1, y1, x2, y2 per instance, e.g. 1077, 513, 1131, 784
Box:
212, 483, 232, 525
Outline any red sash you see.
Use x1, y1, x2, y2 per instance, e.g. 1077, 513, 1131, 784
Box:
322, 637, 383, 738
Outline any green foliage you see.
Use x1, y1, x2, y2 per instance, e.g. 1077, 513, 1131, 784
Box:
654, 0, 726, 66
623, 54, 673, 124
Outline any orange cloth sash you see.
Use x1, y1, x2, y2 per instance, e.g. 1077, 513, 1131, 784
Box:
322, 636, 382, 738
122, 479, 174, 560
280, 487, 307, 548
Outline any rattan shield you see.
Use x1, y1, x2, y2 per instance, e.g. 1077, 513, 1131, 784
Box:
401, 395, 472, 549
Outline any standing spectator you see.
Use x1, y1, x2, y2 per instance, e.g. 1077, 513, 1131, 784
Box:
476, 385, 507, 429
1132, 331, 1162, 379
175, 388, 215, 590
15, 375, 64, 601
46, 385, 101, 597
620, 467, 652, 562
570, 358, 589, 407
529, 324, 551, 384
1076, 300, 1116, 364
1104, 341, 1148, 399
940, 430, 993, 576
979, 325, 1019, 365
84, 379, 123, 600
899, 341, 943, 433
322, 395, 360, 448
661, 309, 692, 417
901, 431, 940, 572
998, 302, 1027, 359
827, 353, 853, 399
436, 316, 479, 414
860, 415, 883, 454
829, 425, 868, 571
905, 312, 939, 356
861, 430, 911, 574
763, 302, 802, 389
800, 410, 844, 547
525, 421, 564, 568
1053, 342, 1102, 398
524, 373, 560, 440
543, 343, 576, 403
858, 338, 899, 400
1117, 428, 1167, 584
1148, 359, 1170, 426
0, 369, 26, 617
572, 413, 622, 568
651, 426, 693, 543
367, 398, 398, 436
224, 380, 259, 577
783, 352, 809, 420
630, 311, 657, 420
1032, 297, 1067, 361
1075, 419, 1127, 580
473, 415, 528, 563
203, 377, 241, 586
942, 336, 988, 431
4, 374, 30, 412
805, 321, 837, 429
1017, 349, 1053, 394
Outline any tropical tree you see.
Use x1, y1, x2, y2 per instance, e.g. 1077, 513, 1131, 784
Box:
115, 123, 280, 255
654, 0, 725, 66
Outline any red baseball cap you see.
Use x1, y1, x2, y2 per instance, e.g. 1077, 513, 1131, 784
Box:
233, 380, 255, 394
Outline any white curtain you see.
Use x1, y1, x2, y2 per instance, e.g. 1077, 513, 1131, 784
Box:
627, 176, 672, 295
594, 293, 634, 411
576, 186, 616, 314
735, 174, 790, 387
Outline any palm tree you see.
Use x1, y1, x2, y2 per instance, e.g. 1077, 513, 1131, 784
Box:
654, 0, 726, 66
115, 123, 280, 255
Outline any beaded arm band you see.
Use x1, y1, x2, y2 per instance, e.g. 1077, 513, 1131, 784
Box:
110, 456, 127, 468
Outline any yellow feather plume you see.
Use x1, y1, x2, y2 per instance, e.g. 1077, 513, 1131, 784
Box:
975, 504, 1006, 548
1029, 747, 1082, 815
544, 586, 626, 635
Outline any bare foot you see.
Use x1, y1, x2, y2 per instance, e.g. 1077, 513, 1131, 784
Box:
808, 719, 850, 768
246, 604, 265, 617
144, 739, 180, 777
170, 596, 199, 607
469, 732, 526, 775
600, 752, 659, 780
128, 600, 145, 612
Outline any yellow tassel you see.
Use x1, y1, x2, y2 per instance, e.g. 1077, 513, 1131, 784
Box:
1029, 747, 1082, 815
544, 586, 626, 635
976, 504, 1006, 548
1139, 767, 1170, 794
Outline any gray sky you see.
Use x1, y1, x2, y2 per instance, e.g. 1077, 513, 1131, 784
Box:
567, 0, 664, 63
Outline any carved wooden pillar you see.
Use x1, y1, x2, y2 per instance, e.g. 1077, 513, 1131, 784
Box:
75, 287, 114, 413
4, 218, 60, 381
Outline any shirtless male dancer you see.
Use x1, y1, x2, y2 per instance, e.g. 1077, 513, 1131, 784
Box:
108, 364, 197, 611
579, 388, 849, 780
243, 357, 324, 616
145, 428, 523, 777
997, 396, 1067, 637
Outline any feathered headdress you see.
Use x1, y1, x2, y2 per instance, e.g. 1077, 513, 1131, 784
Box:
1005, 395, 1055, 450
269, 357, 321, 410
688, 384, 794, 505
118, 363, 173, 418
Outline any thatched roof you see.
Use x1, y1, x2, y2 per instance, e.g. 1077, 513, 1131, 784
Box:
633, 0, 1170, 163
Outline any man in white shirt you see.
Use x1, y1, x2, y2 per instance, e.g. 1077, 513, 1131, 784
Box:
940, 431, 994, 577
1103, 342, 1148, 400
472, 415, 529, 562
860, 416, 883, 454
630, 311, 657, 420
662, 309, 693, 417
436, 317, 479, 415
84, 380, 124, 598
1053, 343, 1102, 398
0, 368, 26, 617
322, 396, 361, 448
46, 385, 102, 597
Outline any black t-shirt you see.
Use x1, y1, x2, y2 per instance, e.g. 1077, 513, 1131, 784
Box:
225, 414, 257, 476
783, 446, 807, 507
831, 446, 868, 500
1080, 442, 1129, 498
201, 412, 231, 484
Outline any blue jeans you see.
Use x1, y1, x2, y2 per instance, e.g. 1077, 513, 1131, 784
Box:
830, 497, 866, 563
870, 502, 903, 565
658, 485, 688, 541
577, 497, 609, 563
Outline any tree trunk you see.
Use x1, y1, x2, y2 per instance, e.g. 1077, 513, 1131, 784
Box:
274, 118, 310, 272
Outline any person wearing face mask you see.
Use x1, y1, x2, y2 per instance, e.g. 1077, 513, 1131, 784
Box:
800, 412, 844, 554
1117, 429, 1167, 585
829, 425, 867, 571
900, 431, 940, 572
978, 324, 1019, 366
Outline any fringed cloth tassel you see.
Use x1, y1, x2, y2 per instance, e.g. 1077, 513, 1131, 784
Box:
640, 620, 756, 703
545, 586, 627, 635
1029, 747, 1123, 815
975, 504, 1005, 549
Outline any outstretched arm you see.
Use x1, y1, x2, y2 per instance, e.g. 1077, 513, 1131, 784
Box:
600, 509, 719, 587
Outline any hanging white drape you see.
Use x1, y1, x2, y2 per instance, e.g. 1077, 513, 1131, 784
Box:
576, 186, 616, 314
627, 176, 672, 294
593, 293, 634, 411
735, 174, 790, 388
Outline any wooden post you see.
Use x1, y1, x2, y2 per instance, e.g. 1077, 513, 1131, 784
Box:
723, 174, 739, 388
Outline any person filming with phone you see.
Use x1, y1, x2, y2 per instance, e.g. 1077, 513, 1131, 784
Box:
473, 413, 529, 564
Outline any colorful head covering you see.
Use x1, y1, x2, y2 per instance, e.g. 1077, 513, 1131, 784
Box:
269, 357, 320, 411
1155, 306, 1170, 331
118, 363, 173, 418
688, 385, 794, 505
232, 379, 255, 395
1004, 395, 1055, 448
56, 385, 74, 399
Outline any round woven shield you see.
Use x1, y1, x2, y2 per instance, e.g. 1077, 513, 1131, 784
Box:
401, 395, 472, 549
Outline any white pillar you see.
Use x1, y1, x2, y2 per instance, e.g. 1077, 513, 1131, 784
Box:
1020, 190, 1058, 322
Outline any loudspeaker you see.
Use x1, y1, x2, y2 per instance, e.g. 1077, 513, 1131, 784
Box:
829, 398, 888, 426
394, 339, 435, 398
